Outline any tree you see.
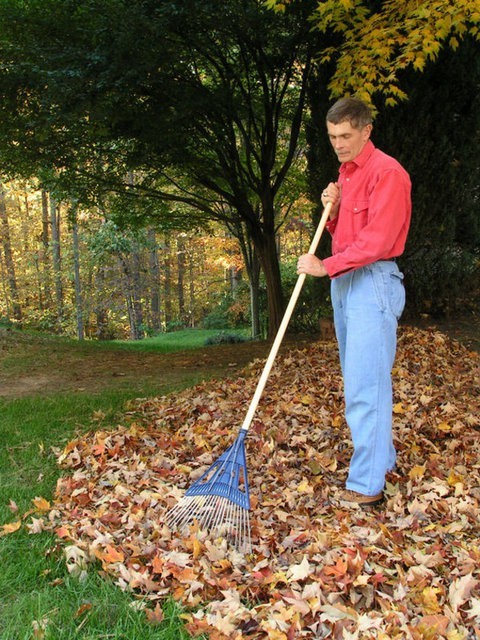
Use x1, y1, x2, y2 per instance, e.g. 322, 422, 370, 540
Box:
49, 196, 64, 330
267, 0, 480, 105
70, 203, 85, 340
0, 185, 22, 320
372, 37, 480, 315
306, 38, 480, 316
270, 0, 480, 318
0, 0, 317, 337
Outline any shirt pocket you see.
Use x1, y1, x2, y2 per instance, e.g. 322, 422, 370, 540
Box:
342, 198, 369, 230
350, 199, 368, 215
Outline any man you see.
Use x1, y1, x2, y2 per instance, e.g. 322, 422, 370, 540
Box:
297, 96, 411, 507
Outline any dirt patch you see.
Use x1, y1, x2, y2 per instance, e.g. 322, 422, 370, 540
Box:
0, 315, 478, 400
0, 333, 303, 399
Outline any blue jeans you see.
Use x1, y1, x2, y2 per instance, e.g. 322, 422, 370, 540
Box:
331, 261, 405, 496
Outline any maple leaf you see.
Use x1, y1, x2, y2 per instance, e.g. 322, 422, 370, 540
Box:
74, 603, 92, 618
319, 603, 357, 623
97, 544, 125, 564
26, 517, 46, 534
32, 617, 49, 639
64, 545, 90, 581
287, 555, 311, 582
448, 573, 478, 613
145, 604, 164, 625
1, 516, 22, 536
465, 597, 480, 621
420, 586, 442, 614
415, 614, 450, 637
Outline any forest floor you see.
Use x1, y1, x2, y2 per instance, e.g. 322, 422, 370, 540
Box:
0, 312, 478, 400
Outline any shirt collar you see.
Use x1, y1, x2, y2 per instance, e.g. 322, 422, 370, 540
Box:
340, 140, 375, 173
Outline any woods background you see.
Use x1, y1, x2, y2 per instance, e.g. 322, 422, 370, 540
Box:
0, 1, 479, 341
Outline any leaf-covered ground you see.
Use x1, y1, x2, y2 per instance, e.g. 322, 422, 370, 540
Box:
43, 327, 479, 639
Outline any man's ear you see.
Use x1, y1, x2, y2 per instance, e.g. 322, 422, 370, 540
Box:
363, 124, 373, 141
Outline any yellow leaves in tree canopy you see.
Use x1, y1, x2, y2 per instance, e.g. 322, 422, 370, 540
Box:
265, 0, 480, 103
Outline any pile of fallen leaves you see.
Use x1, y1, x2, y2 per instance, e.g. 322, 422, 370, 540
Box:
40, 328, 480, 637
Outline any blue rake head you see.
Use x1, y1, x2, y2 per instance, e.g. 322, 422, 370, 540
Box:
166, 430, 252, 552
185, 429, 250, 510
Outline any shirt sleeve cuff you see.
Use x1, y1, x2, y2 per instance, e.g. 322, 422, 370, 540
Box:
326, 218, 338, 234
322, 255, 351, 279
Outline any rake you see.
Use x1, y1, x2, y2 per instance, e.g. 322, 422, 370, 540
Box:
166, 203, 333, 552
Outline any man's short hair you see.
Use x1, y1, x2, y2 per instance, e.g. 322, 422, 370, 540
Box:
326, 97, 373, 129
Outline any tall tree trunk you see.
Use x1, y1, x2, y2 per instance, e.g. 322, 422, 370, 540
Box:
131, 250, 144, 339
176, 234, 186, 325
248, 252, 261, 339
188, 246, 195, 328
253, 227, 283, 340
229, 219, 261, 339
49, 195, 63, 331
94, 266, 109, 339
40, 190, 52, 309
0, 186, 22, 321
120, 251, 144, 341
163, 236, 172, 328
148, 228, 162, 332
71, 204, 84, 340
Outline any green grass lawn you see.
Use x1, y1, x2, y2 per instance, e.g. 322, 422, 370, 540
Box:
0, 330, 233, 639
109, 328, 250, 352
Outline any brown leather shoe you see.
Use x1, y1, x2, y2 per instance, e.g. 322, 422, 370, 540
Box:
334, 489, 384, 508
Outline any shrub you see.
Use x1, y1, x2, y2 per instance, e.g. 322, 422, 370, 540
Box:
204, 332, 248, 346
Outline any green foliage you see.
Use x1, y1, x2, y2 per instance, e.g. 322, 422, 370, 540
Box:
306, 35, 480, 317
201, 290, 250, 330
279, 257, 332, 331
404, 244, 479, 317
88, 219, 148, 262
203, 331, 249, 345
266, 0, 480, 105
373, 37, 480, 315
0, 0, 317, 336
0, 316, 14, 330
201, 309, 231, 330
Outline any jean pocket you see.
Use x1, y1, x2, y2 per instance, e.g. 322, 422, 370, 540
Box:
388, 272, 405, 319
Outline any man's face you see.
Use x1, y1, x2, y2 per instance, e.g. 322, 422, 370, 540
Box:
327, 120, 372, 163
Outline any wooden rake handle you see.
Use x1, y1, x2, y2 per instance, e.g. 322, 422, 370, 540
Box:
240, 202, 333, 433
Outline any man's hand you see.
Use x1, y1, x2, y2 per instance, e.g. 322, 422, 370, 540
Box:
297, 254, 328, 278
321, 181, 341, 219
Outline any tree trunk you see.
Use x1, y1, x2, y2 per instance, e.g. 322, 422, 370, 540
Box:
71, 204, 85, 340
253, 228, 284, 340
131, 250, 144, 339
0, 186, 22, 321
163, 236, 172, 328
40, 190, 52, 309
119, 250, 144, 341
148, 228, 162, 332
188, 245, 195, 327
93, 266, 110, 339
248, 253, 261, 339
229, 220, 262, 339
49, 195, 64, 331
176, 234, 186, 325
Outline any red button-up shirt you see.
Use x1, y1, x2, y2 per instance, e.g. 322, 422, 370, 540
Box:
323, 140, 411, 278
